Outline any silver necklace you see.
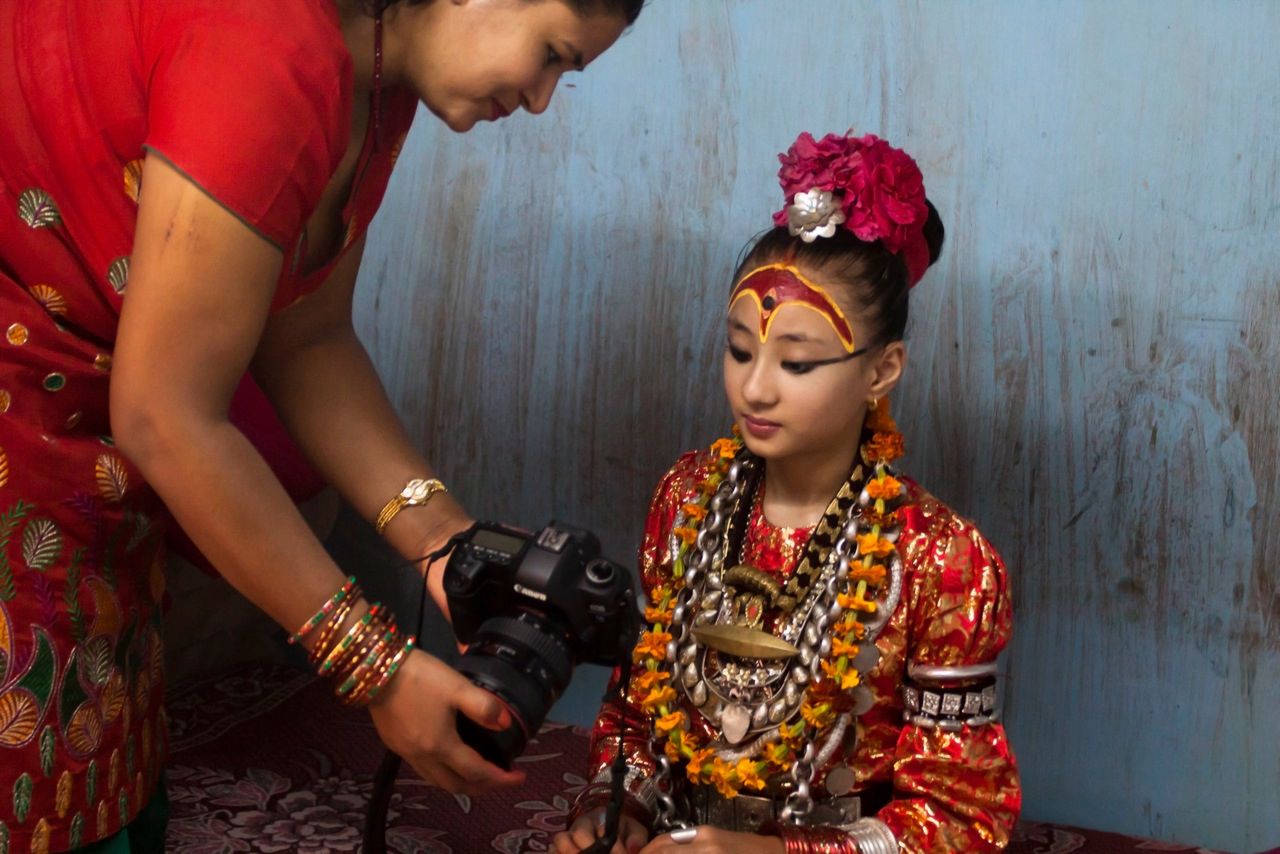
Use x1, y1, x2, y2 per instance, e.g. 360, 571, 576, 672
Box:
650, 451, 905, 829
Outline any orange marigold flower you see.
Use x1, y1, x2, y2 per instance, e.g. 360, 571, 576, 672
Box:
681, 502, 708, 521
655, 710, 685, 735
837, 591, 878, 614
709, 758, 739, 799
862, 430, 905, 463
800, 702, 836, 729
664, 737, 685, 764
861, 509, 900, 529
831, 637, 860, 659
633, 630, 672, 662
807, 678, 851, 709
735, 758, 767, 792
766, 741, 794, 771
832, 615, 866, 639
820, 659, 862, 691
863, 400, 898, 434
850, 562, 887, 585
856, 532, 895, 558
865, 476, 903, 501
673, 526, 697, 547
632, 669, 671, 695
709, 437, 740, 459
641, 685, 677, 712
685, 747, 716, 782
644, 605, 674, 625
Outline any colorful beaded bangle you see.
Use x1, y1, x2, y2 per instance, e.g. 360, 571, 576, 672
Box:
332, 610, 394, 694
343, 642, 397, 706
320, 605, 383, 675
333, 609, 388, 675
342, 615, 401, 701
361, 636, 415, 705
337, 627, 396, 697
290, 576, 358, 645
303, 593, 413, 707
308, 594, 358, 667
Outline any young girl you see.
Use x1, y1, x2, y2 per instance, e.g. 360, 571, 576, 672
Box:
553, 132, 1020, 853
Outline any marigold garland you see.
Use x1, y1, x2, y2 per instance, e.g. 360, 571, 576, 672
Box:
634, 407, 907, 799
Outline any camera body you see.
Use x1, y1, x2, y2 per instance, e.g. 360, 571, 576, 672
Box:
444, 521, 638, 768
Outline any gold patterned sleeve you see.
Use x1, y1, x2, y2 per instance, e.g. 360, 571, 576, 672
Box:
874, 498, 1022, 852
570, 452, 710, 825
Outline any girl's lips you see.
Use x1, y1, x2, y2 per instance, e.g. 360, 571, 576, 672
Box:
742, 416, 781, 439
490, 99, 511, 121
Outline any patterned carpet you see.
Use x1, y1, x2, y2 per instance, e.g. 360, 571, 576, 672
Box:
164, 662, 1228, 854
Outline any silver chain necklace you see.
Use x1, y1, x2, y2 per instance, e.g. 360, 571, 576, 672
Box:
649, 452, 905, 830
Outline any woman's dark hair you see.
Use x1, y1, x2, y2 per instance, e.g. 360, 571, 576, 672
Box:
377, 0, 645, 25
732, 200, 945, 348
561, 0, 646, 24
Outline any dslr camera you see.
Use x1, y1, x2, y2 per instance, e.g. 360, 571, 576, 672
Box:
443, 521, 638, 768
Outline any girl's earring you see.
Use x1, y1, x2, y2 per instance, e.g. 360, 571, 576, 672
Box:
867, 397, 879, 411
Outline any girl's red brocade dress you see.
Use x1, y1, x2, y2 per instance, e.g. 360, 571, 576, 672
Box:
574, 449, 1022, 853
0, 1, 416, 849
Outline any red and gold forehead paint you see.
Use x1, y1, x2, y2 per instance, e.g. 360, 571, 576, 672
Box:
728, 263, 857, 353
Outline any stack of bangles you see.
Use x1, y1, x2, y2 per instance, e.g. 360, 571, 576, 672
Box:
288, 576, 416, 706
764, 824, 860, 854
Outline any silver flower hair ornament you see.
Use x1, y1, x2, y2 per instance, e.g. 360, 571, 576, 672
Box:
786, 188, 845, 243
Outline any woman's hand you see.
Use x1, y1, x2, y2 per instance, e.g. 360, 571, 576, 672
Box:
552, 808, 649, 853
416, 506, 474, 657
419, 507, 473, 626
367, 648, 526, 795
639, 826, 785, 854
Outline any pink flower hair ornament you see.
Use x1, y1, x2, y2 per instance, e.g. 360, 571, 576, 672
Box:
772, 131, 932, 287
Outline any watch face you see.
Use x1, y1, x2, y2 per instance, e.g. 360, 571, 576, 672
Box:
406, 479, 431, 502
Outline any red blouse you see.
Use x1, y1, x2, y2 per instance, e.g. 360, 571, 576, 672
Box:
0, 1, 415, 848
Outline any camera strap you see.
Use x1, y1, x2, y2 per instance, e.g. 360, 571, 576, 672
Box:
583, 592, 636, 854
362, 526, 476, 854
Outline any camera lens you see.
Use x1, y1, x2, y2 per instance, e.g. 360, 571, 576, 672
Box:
584, 559, 615, 586
454, 615, 574, 769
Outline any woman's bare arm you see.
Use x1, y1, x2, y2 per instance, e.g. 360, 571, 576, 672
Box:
111, 154, 520, 793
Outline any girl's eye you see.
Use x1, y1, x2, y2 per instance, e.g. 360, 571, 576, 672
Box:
545, 46, 563, 67
727, 343, 751, 363
781, 360, 817, 375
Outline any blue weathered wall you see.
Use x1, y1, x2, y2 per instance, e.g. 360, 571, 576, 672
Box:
354, 2, 1280, 850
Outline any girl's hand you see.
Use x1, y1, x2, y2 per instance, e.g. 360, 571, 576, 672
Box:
551, 808, 649, 853
639, 826, 785, 854
367, 648, 525, 795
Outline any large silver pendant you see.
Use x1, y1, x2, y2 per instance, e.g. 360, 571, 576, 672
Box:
721, 703, 752, 745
